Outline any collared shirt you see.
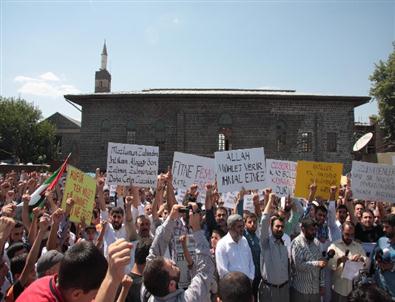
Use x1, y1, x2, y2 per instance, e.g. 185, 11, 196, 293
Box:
327, 239, 367, 296
243, 229, 261, 278
260, 213, 289, 285
291, 233, 324, 294
16, 275, 64, 302
374, 236, 395, 297
216, 232, 255, 280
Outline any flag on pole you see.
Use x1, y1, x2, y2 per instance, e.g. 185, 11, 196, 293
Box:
27, 154, 71, 207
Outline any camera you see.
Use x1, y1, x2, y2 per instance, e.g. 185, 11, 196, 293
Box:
178, 205, 192, 214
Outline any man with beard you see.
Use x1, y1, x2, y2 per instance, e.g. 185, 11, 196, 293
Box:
142, 204, 214, 302
135, 215, 152, 239
355, 209, 384, 245
243, 212, 261, 300
99, 195, 136, 257
291, 217, 327, 302
216, 214, 255, 281
205, 183, 228, 240
372, 214, 395, 297
327, 221, 367, 302
258, 193, 289, 302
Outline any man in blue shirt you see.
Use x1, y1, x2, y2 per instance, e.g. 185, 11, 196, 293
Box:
243, 212, 261, 300
373, 214, 395, 298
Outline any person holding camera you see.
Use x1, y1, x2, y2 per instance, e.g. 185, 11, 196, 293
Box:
372, 214, 395, 298
142, 204, 214, 302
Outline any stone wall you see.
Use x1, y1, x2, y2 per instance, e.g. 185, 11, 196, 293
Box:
76, 94, 357, 173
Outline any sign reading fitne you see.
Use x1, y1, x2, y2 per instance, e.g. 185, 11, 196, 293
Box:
215, 148, 266, 193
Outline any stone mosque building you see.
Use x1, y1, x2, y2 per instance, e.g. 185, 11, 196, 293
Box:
64, 43, 370, 172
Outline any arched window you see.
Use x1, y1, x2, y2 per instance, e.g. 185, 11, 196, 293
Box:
154, 120, 166, 150
276, 120, 287, 152
218, 114, 232, 151
218, 128, 232, 151
101, 119, 110, 131
126, 120, 136, 144
100, 119, 111, 150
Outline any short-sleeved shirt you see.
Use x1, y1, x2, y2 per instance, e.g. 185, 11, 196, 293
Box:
16, 275, 63, 302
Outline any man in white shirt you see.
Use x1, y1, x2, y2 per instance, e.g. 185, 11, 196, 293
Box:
98, 190, 137, 257
216, 214, 255, 281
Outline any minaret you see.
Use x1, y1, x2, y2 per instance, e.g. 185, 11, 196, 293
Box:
95, 41, 111, 93
101, 41, 108, 70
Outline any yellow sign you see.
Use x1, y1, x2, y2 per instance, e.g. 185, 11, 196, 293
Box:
62, 165, 96, 224
294, 161, 343, 200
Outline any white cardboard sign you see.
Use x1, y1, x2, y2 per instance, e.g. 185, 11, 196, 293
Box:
215, 148, 266, 193
266, 159, 297, 197
106, 142, 159, 187
172, 152, 215, 193
351, 161, 395, 203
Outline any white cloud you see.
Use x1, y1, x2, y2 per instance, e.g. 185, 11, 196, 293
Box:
39, 72, 60, 82
14, 75, 37, 82
14, 72, 80, 97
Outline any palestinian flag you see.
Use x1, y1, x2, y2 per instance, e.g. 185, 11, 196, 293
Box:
27, 154, 70, 207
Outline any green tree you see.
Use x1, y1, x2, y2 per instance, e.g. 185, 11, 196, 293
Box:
0, 96, 56, 163
369, 43, 395, 147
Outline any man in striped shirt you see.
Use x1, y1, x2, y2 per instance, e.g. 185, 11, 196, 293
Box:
291, 217, 327, 302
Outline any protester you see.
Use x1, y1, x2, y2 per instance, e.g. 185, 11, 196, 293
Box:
259, 193, 290, 302
291, 217, 326, 302
217, 271, 253, 302
142, 204, 214, 301
0, 157, 395, 302
215, 214, 255, 281
327, 221, 367, 302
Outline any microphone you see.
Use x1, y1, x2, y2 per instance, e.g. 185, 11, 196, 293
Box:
325, 249, 336, 261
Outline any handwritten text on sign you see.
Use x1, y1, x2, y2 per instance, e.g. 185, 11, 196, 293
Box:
172, 152, 215, 192
351, 161, 395, 203
62, 165, 96, 224
106, 142, 159, 187
294, 161, 343, 200
215, 148, 266, 193
266, 159, 297, 196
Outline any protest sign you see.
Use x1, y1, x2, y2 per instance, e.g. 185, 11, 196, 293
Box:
172, 152, 215, 192
62, 165, 96, 223
106, 142, 159, 187
351, 161, 395, 203
215, 148, 266, 193
175, 188, 187, 204
243, 194, 255, 213
174, 235, 196, 288
266, 159, 297, 196
294, 161, 343, 200
221, 191, 238, 209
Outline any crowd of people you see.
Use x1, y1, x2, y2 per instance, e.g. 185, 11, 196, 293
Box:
0, 168, 394, 302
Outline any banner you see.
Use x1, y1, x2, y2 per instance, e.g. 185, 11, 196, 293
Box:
62, 165, 96, 223
294, 161, 343, 200
266, 159, 297, 196
215, 148, 266, 193
351, 161, 395, 203
172, 152, 215, 194
106, 142, 159, 187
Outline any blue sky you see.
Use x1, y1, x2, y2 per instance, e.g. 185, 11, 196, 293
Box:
1, 0, 394, 122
